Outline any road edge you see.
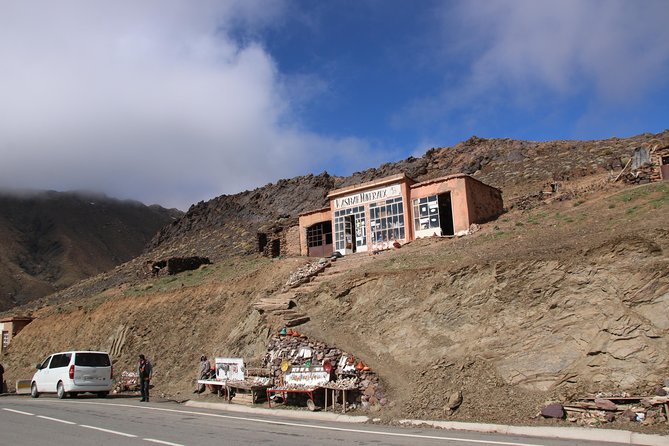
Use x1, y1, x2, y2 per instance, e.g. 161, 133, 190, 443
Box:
184, 400, 669, 445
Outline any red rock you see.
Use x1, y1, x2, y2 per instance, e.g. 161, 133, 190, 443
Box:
595, 398, 617, 411
541, 403, 565, 419
621, 409, 637, 421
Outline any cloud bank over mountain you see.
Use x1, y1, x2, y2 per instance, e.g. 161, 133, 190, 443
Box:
0, 1, 376, 209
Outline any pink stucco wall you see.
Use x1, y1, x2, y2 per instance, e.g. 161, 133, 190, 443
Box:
464, 177, 504, 224
410, 177, 471, 234
298, 208, 332, 256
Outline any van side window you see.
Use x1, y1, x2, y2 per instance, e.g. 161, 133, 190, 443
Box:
41, 356, 52, 369
49, 353, 72, 368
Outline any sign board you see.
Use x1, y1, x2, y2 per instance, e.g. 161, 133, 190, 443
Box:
284, 366, 330, 388
215, 357, 245, 381
333, 184, 402, 210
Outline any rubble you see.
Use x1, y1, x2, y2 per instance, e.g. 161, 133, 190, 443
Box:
114, 371, 139, 393
284, 259, 330, 288
555, 386, 669, 426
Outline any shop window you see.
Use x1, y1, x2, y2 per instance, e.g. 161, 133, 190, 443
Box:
413, 196, 440, 231
307, 221, 332, 248
370, 197, 405, 247
334, 207, 366, 253
412, 193, 454, 236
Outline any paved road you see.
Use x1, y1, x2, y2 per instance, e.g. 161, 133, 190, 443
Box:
0, 396, 620, 446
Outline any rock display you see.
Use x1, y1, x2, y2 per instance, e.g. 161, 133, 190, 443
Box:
262, 332, 387, 410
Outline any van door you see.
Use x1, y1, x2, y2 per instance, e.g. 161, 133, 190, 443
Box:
73, 352, 112, 387
34, 356, 53, 392
47, 353, 71, 391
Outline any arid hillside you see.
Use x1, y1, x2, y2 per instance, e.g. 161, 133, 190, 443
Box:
0, 190, 182, 310
1, 131, 668, 431
147, 130, 669, 261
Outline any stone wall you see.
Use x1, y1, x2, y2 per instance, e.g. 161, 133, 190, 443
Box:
284, 225, 301, 257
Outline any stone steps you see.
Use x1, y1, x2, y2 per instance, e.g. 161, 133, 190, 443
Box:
252, 254, 375, 328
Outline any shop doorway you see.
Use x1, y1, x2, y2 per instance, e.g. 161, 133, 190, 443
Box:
344, 215, 357, 252
306, 221, 333, 257
438, 192, 455, 236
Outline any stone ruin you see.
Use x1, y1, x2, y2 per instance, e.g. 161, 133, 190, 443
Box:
257, 218, 300, 258
143, 256, 212, 277
621, 145, 669, 184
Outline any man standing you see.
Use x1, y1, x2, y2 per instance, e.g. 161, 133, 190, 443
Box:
195, 355, 210, 394
137, 354, 153, 402
0, 362, 4, 394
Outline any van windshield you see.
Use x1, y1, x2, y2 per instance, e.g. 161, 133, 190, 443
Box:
74, 353, 111, 367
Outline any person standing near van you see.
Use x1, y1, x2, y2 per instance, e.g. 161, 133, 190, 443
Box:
137, 354, 153, 402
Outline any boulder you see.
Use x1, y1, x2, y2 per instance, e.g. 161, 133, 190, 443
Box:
447, 390, 463, 410
621, 409, 637, 422
594, 398, 617, 411
541, 403, 565, 419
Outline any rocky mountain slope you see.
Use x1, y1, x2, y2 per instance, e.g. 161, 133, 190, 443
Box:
1, 130, 668, 432
0, 190, 182, 310
148, 131, 669, 261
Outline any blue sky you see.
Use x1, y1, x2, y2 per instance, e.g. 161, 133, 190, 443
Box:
1, 0, 668, 209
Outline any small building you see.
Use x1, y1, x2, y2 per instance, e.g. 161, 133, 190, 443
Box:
0, 316, 33, 354
299, 173, 503, 257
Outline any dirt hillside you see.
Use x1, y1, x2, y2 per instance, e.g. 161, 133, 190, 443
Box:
1, 131, 668, 433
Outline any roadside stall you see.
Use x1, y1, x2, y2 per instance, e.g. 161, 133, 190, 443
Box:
196, 357, 244, 399
266, 364, 331, 410
262, 329, 386, 412
224, 367, 272, 404
197, 359, 273, 403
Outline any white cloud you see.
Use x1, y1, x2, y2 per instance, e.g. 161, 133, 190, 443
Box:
459, 1, 669, 102
0, 0, 372, 210
470, 1, 669, 99
404, 0, 669, 127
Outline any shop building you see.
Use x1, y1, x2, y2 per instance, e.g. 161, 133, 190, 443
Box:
299, 173, 503, 257
0, 316, 33, 354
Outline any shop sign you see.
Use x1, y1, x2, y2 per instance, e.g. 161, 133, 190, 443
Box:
285, 366, 330, 387
215, 357, 245, 381
333, 184, 402, 210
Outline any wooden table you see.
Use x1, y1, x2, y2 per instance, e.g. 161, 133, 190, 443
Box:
322, 385, 356, 414
225, 380, 271, 404
266, 387, 320, 409
196, 380, 229, 399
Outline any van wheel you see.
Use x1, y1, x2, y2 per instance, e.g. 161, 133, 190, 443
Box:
97, 391, 109, 398
57, 382, 67, 399
31, 383, 40, 398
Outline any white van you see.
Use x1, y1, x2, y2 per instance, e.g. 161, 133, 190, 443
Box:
31, 351, 113, 399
